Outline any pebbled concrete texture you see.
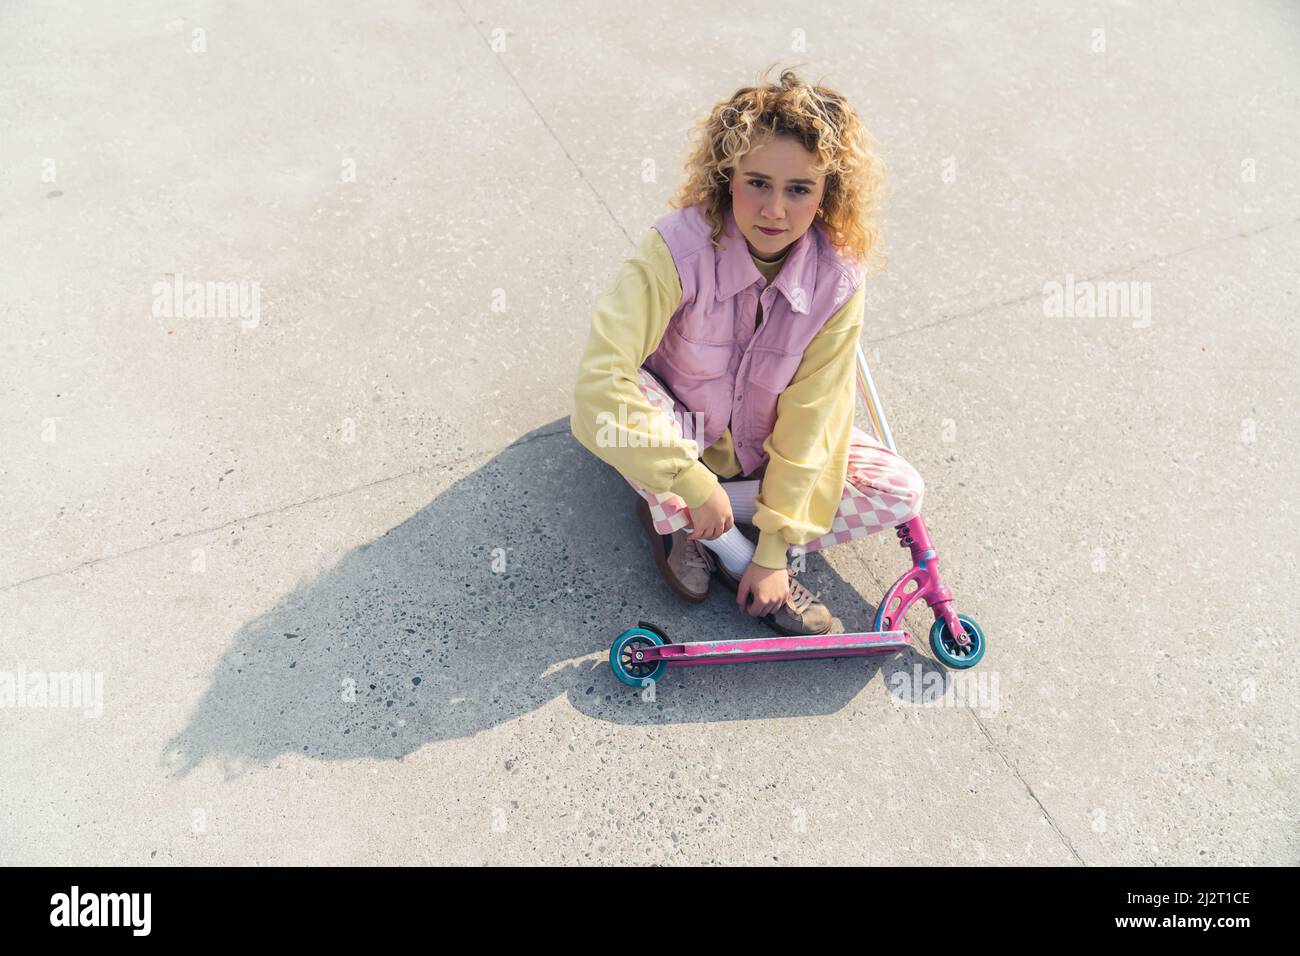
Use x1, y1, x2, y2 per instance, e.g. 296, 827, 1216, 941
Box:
1, 0, 1296, 865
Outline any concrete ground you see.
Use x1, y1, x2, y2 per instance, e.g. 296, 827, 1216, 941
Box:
2, 1, 1297, 865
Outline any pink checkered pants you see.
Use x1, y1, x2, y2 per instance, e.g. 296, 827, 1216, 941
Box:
623, 367, 925, 560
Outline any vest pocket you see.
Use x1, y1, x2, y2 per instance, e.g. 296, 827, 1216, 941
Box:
658, 329, 732, 380
742, 349, 805, 442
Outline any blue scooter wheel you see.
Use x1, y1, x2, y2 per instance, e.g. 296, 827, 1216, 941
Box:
610, 628, 668, 688
929, 613, 986, 669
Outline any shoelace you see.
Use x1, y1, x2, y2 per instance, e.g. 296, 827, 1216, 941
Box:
680, 535, 712, 572
784, 569, 820, 615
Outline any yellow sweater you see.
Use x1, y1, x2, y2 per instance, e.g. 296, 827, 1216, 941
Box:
571, 226, 864, 569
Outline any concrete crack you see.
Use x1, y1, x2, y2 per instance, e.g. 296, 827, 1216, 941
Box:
867, 212, 1300, 346
4, 424, 582, 592
455, 0, 633, 250
967, 707, 1088, 865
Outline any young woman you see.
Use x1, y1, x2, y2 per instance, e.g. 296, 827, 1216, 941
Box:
571, 68, 925, 636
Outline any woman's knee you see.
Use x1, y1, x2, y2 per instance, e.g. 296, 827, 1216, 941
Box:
847, 452, 925, 519
635, 366, 671, 401
899, 462, 925, 520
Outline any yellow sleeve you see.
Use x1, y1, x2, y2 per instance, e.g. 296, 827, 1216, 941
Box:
750, 282, 865, 569
570, 228, 720, 509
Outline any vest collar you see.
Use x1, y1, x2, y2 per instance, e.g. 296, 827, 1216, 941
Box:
715, 207, 816, 314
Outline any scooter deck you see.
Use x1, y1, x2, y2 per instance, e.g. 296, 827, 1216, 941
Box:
637, 630, 910, 666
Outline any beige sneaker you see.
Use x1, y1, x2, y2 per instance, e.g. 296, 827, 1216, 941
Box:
714, 563, 835, 636
636, 497, 715, 603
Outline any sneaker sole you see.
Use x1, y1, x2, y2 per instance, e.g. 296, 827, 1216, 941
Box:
636, 498, 708, 604
711, 563, 833, 636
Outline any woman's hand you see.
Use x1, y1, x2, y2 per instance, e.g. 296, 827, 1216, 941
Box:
685, 484, 734, 541
736, 563, 790, 618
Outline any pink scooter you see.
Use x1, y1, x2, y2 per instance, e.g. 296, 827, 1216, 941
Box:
609, 346, 986, 687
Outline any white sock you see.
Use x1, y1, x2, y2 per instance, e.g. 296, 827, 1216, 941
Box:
721, 479, 761, 524
697, 526, 755, 575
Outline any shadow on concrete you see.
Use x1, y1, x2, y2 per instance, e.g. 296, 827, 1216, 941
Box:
163, 419, 947, 779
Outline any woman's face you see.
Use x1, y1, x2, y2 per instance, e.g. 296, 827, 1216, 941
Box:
728, 135, 826, 261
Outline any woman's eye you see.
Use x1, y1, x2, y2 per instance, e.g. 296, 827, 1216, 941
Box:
746, 179, 810, 196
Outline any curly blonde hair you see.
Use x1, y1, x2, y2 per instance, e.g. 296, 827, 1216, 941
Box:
667, 65, 888, 270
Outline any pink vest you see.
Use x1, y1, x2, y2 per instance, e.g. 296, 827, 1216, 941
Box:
644, 203, 865, 476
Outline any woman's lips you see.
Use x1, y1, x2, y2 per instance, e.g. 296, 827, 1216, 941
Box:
757, 226, 785, 236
